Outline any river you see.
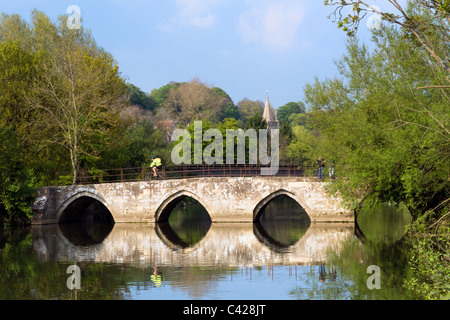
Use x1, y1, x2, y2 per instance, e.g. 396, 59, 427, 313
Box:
0, 196, 417, 300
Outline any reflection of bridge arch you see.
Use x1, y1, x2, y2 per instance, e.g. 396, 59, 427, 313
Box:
154, 222, 211, 252
58, 221, 114, 246
56, 191, 115, 224
155, 222, 190, 250
253, 189, 312, 222
32, 224, 109, 262
253, 221, 310, 254
154, 190, 212, 223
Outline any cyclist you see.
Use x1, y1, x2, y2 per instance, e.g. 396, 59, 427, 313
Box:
150, 156, 162, 178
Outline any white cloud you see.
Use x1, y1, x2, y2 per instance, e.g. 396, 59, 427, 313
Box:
173, 0, 222, 28
237, 0, 307, 52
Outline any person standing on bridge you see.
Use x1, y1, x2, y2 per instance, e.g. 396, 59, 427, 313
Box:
150, 156, 162, 178
317, 157, 326, 179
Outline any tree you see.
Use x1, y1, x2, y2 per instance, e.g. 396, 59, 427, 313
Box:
222, 103, 240, 120
165, 78, 229, 125
217, 118, 241, 164
301, 25, 449, 218
245, 113, 267, 131
287, 125, 320, 166
0, 125, 36, 226
0, 13, 33, 47
289, 113, 313, 130
277, 101, 306, 125
237, 98, 264, 122
25, 14, 128, 185
0, 40, 41, 169
149, 82, 182, 113
211, 86, 238, 120
124, 120, 168, 168
324, 0, 450, 76
211, 86, 233, 102
127, 83, 151, 111
0, 11, 70, 180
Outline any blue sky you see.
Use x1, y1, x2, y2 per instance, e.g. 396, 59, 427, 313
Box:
0, 0, 387, 109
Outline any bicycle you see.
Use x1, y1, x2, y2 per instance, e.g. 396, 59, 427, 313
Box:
145, 167, 164, 180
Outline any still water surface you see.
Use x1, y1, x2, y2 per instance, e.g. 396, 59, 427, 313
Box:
0, 197, 417, 300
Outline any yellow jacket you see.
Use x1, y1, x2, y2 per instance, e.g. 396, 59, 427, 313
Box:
151, 158, 162, 167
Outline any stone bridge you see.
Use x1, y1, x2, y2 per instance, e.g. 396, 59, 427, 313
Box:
32, 177, 353, 225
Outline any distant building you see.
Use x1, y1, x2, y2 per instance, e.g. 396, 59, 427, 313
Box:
262, 92, 279, 130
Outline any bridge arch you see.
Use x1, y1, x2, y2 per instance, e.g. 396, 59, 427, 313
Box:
56, 191, 114, 224
155, 190, 212, 223
253, 189, 312, 222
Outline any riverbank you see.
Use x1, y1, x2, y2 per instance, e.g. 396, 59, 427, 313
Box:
403, 209, 450, 300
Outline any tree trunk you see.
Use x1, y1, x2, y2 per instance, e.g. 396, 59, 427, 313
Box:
71, 148, 79, 185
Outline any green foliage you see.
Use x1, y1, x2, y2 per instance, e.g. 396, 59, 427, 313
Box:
217, 118, 240, 134
297, 25, 449, 215
287, 125, 319, 169
245, 113, 267, 131
0, 126, 37, 227
0, 10, 163, 225
52, 175, 74, 187
211, 86, 233, 101
127, 83, 151, 111
324, 1, 450, 73
148, 82, 182, 111
125, 120, 169, 168
299, 4, 450, 299
210, 87, 237, 121
277, 101, 306, 125
280, 122, 293, 140
237, 98, 264, 123
289, 113, 313, 130
222, 102, 240, 120
174, 117, 269, 165
1, 172, 37, 225
93, 119, 172, 170
0, 41, 38, 129
0, 10, 130, 185
404, 209, 450, 300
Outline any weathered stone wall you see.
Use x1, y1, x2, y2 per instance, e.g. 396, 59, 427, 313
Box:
32, 177, 353, 225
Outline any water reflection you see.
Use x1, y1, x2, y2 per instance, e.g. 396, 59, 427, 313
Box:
356, 202, 413, 245
29, 200, 413, 268
30, 221, 354, 268
253, 221, 310, 253
27, 195, 355, 267
255, 195, 311, 252
58, 222, 114, 246
0, 199, 418, 300
163, 198, 212, 249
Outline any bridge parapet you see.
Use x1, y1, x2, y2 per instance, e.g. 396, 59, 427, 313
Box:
32, 177, 353, 225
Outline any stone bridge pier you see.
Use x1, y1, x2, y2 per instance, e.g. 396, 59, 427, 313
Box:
32, 177, 353, 225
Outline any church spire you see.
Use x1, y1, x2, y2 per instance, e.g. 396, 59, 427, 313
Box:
262, 91, 277, 126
